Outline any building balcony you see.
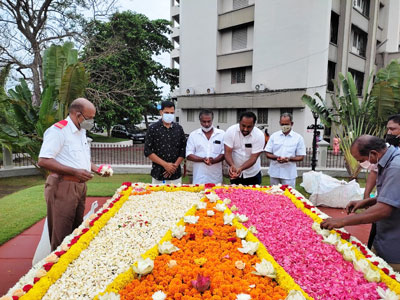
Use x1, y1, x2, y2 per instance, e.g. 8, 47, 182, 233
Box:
171, 27, 180, 43
217, 50, 253, 71
171, 48, 180, 64
171, 5, 180, 23
218, 5, 254, 31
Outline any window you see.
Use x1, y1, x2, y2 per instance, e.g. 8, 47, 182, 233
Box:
327, 61, 336, 91
237, 108, 247, 122
231, 67, 246, 84
232, 27, 247, 51
218, 109, 227, 123
330, 12, 339, 45
257, 108, 268, 124
353, 0, 370, 17
349, 68, 364, 96
187, 109, 195, 122
351, 26, 368, 57
280, 108, 293, 116
233, 0, 249, 10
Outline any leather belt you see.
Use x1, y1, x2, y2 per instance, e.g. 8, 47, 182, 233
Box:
50, 173, 82, 183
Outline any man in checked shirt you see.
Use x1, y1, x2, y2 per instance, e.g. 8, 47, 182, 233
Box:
144, 100, 186, 184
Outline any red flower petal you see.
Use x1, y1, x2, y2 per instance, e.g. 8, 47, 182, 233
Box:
43, 262, 54, 271
13, 296, 19, 300
54, 250, 66, 257
382, 267, 390, 275
33, 277, 40, 284
22, 284, 33, 292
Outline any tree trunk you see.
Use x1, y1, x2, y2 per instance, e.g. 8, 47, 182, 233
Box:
31, 43, 43, 106
144, 114, 149, 130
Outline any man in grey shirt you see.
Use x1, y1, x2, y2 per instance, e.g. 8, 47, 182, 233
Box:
321, 135, 400, 272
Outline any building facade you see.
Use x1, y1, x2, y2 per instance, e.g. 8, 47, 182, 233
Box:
170, 0, 400, 146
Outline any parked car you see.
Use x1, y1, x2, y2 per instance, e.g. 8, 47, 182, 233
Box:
111, 125, 146, 143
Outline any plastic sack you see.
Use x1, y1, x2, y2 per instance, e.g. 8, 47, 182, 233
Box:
32, 201, 98, 265
300, 171, 364, 208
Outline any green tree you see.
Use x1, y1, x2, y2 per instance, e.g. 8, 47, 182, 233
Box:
0, 43, 87, 170
82, 11, 179, 135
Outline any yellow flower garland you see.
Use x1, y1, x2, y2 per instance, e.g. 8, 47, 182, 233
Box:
19, 188, 133, 300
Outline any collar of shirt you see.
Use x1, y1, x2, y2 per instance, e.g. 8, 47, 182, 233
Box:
66, 115, 79, 133
156, 119, 174, 129
378, 146, 397, 169
195, 127, 223, 137
279, 130, 294, 137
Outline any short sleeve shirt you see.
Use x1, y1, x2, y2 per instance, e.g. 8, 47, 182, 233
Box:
39, 116, 91, 171
265, 130, 306, 179
224, 124, 264, 178
373, 146, 400, 263
144, 120, 186, 181
186, 128, 225, 184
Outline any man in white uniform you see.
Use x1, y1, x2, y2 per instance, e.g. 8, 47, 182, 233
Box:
224, 111, 265, 185
186, 110, 224, 184
265, 113, 306, 187
38, 98, 106, 250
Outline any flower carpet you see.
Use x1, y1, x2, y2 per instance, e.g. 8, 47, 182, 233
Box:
1, 183, 400, 300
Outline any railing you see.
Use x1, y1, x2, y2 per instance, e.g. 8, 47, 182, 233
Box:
0, 145, 346, 169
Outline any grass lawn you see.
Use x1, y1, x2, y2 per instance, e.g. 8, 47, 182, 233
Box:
88, 133, 130, 143
0, 173, 365, 245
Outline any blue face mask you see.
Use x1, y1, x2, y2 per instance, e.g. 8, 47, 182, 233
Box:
162, 113, 175, 124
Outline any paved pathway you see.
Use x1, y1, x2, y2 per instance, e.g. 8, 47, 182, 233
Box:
0, 197, 109, 295
0, 202, 370, 295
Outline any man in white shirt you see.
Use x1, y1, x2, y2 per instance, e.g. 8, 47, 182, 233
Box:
224, 111, 265, 185
186, 110, 225, 184
265, 113, 306, 187
38, 98, 106, 250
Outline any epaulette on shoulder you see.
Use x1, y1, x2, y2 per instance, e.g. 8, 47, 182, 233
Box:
54, 120, 68, 129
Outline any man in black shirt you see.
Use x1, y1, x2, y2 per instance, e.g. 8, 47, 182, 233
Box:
144, 101, 186, 184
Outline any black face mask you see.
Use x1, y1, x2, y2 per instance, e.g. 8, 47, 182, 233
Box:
385, 134, 400, 146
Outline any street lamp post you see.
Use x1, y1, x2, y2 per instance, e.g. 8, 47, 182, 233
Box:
307, 112, 324, 171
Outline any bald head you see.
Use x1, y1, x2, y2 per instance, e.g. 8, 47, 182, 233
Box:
69, 98, 95, 114
351, 134, 387, 163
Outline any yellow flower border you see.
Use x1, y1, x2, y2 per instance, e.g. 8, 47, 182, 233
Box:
19, 187, 133, 300
283, 189, 400, 295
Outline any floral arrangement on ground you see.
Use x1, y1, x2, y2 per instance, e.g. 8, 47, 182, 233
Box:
1, 183, 400, 300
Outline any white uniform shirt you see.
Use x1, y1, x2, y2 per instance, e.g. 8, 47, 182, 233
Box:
186, 128, 225, 184
224, 124, 264, 178
39, 116, 91, 171
265, 130, 306, 179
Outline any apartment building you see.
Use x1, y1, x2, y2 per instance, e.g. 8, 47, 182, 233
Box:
170, 0, 400, 146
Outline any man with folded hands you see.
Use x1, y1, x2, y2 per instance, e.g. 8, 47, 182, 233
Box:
38, 98, 109, 250
321, 135, 400, 272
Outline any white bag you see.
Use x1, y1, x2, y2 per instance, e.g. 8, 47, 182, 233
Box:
301, 171, 364, 208
32, 201, 98, 265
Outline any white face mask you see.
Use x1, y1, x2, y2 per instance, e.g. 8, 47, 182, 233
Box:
162, 113, 175, 124
281, 125, 291, 133
360, 152, 377, 171
201, 125, 213, 132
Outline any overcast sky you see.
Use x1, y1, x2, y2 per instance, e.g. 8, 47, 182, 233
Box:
117, 0, 172, 97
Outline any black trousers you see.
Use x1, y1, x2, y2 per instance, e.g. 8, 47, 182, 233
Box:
230, 171, 262, 185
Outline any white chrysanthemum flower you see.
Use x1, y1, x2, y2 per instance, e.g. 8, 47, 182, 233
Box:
236, 228, 248, 239
322, 233, 340, 245
152, 290, 167, 300
196, 201, 207, 210
171, 225, 186, 239
353, 258, 370, 273
158, 241, 179, 254
206, 193, 220, 203
236, 294, 251, 300
236, 214, 249, 223
364, 268, 380, 282
223, 198, 231, 205
184, 215, 199, 224
252, 259, 276, 278
207, 210, 215, 216
238, 240, 259, 255
132, 257, 154, 275
285, 290, 306, 300
215, 203, 227, 211
224, 213, 235, 225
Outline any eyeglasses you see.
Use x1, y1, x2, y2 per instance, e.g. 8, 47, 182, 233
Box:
79, 111, 90, 120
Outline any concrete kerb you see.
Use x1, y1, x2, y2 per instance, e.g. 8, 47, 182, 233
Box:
0, 165, 367, 179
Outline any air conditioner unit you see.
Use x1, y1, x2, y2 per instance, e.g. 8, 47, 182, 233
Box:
185, 87, 195, 95
206, 87, 215, 94
255, 84, 265, 92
